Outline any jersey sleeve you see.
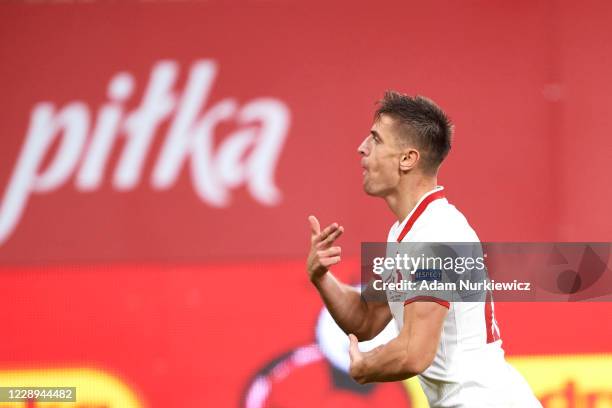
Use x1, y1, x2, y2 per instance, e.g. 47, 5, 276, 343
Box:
390, 241, 487, 308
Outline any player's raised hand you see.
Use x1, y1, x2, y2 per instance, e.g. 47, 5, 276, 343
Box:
306, 215, 344, 282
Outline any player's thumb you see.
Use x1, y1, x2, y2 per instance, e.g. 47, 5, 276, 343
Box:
348, 333, 359, 359
308, 215, 321, 236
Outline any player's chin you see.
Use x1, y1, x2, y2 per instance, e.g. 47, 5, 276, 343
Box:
362, 184, 376, 196
362, 182, 383, 197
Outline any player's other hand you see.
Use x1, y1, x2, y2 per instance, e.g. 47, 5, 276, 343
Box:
306, 215, 344, 282
348, 333, 367, 384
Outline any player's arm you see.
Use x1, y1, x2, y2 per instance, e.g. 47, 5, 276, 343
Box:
307, 215, 392, 341
347, 300, 448, 383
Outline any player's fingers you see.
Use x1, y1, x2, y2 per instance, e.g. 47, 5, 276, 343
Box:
317, 226, 344, 249
316, 222, 338, 243
308, 215, 321, 237
320, 256, 341, 267
317, 246, 341, 258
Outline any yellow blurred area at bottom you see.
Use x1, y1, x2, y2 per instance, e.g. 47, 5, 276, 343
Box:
1, 355, 611, 407
0, 368, 143, 408
403, 354, 612, 408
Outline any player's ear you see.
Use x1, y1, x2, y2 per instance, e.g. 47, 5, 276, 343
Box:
399, 148, 419, 172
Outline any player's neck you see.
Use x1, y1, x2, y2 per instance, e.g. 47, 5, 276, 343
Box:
385, 175, 438, 223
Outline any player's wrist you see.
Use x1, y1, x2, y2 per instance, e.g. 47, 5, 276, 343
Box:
309, 269, 329, 286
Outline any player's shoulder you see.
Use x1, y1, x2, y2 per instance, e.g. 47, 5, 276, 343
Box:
413, 199, 480, 242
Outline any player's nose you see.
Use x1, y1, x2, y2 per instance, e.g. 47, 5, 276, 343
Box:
357, 137, 368, 156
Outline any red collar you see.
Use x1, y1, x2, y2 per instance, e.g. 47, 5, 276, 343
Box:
396, 189, 445, 242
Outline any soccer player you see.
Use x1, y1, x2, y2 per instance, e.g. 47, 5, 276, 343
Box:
306, 91, 541, 407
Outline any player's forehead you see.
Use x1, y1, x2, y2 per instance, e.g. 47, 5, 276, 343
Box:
371, 114, 400, 141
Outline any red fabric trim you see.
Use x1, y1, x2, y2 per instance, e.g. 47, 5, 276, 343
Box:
396, 189, 445, 242
404, 296, 450, 309
485, 291, 500, 343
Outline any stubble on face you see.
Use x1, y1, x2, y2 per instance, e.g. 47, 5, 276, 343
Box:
361, 115, 404, 197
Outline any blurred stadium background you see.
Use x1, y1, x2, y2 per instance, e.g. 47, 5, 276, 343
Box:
0, 0, 611, 407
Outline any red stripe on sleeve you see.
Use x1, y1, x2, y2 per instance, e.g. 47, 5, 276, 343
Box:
404, 296, 450, 309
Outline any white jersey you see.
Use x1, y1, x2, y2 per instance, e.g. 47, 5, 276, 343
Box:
385, 186, 541, 408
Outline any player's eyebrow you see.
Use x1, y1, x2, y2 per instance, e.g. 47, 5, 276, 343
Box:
370, 130, 383, 141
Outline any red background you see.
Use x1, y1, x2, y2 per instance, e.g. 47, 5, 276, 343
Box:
0, 1, 611, 407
